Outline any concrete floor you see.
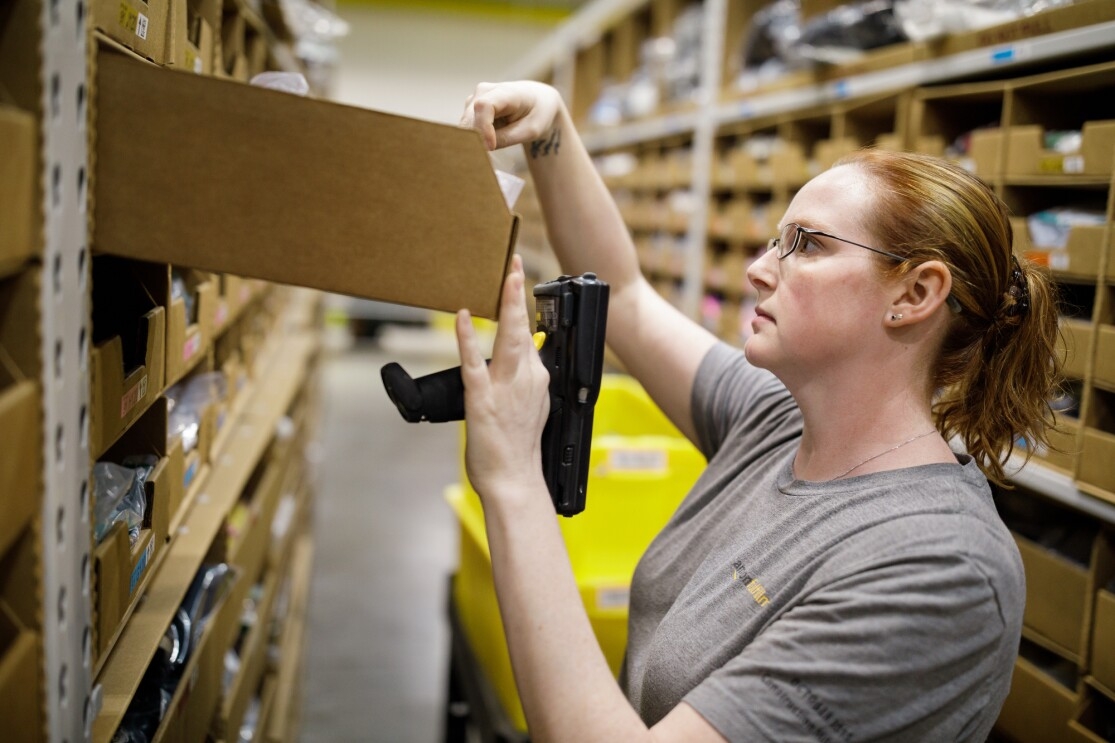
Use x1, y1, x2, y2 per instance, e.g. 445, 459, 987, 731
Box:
302, 328, 467, 743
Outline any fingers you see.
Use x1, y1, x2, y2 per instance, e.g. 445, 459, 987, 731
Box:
491, 255, 534, 364
456, 309, 492, 400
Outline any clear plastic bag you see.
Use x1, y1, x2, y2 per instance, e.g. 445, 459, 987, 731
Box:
167, 372, 228, 452
894, 0, 1075, 41
93, 455, 158, 545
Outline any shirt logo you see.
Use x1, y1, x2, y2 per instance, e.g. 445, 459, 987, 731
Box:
731, 559, 771, 607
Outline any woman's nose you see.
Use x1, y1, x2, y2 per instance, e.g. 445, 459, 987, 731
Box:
746, 247, 777, 294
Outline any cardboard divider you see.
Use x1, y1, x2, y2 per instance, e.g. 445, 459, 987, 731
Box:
1030, 416, 1081, 476
0, 268, 42, 561
165, 0, 218, 75
997, 487, 1101, 663
93, 47, 518, 319
1070, 689, 1115, 743
93, 398, 177, 666
1092, 325, 1115, 388
218, 0, 249, 80
91, 0, 169, 64
0, 105, 36, 275
0, 601, 41, 742
213, 564, 282, 741
995, 639, 1081, 743
1060, 318, 1095, 381
969, 128, 1004, 179
1079, 428, 1115, 501
1089, 580, 1115, 697
164, 265, 215, 388
90, 257, 167, 459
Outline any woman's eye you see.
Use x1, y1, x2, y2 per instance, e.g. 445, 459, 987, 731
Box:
799, 235, 824, 255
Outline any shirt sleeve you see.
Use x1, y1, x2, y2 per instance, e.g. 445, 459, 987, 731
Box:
682, 524, 1015, 743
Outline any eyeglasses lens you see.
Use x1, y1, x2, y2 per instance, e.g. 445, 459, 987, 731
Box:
778, 224, 798, 259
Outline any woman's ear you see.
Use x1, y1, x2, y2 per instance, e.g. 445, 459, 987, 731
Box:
887, 260, 953, 326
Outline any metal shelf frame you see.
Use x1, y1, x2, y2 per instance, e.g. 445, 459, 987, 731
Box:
38, 0, 94, 740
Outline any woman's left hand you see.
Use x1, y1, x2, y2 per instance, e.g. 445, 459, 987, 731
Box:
456, 255, 552, 505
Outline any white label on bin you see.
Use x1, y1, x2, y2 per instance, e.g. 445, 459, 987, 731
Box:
606, 448, 668, 474
1049, 250, 1070, 272
1063, 155, 1084, 174
135, 12, 148, 39
596, 587, 629, 610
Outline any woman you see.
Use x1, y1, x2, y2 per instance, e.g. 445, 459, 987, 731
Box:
453, 81, 1060, 742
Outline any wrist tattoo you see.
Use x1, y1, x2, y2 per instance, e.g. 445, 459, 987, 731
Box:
530, 127, 561, 159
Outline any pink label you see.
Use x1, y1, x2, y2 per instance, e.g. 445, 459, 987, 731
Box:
183, 333, 201, 362
120, 374, 149, 418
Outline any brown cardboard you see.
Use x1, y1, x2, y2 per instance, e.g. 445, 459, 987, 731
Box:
91, 0, 169, 64
968, 128, 1003, 178
0, 380, 39, 560
1069, 692, 1115, 743
92, 48, 518, 318
1090, 587, 1115, 695
93, 400, 174, 663
0, 602, 41, 743
1080, 428, 1115, 497
1032, 416, 1079, 475
165, 0, 216, 75
1093, 325, 1115, 388
936, 0, 1115, 57
1047, 225, 1107, 278
165, 267, 215, 387
995, 652, 1079, 743
1060, 319, 1094, 380
0, 106, 35, 273
1014, 533, 1090, 660
90, 258, 167, 459
1081, 120, 1115, 176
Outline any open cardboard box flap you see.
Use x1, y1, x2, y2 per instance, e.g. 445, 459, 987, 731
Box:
93, 46, 518, 318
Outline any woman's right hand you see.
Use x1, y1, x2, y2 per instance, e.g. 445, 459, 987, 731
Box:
459, 81, 565, 152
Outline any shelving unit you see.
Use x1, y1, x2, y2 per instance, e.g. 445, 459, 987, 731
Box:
502, 2, 1115, 740
2, 1, 327, 740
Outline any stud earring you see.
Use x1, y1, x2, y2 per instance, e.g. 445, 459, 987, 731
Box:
891, 313, 903, 321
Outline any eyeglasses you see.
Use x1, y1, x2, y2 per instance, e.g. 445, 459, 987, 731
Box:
767, 223, 907, 263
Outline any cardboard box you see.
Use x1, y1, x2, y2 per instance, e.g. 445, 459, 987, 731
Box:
90, 257, 167, 459
1059, 318, 1094, 381
93, 399, 175, 663
1014, 532, 1092, 661
1046, 225, 1107, 278
93, 47, 518, 319
0, 105, 36, 273
165, 0, 217, 75
1080, 428, 1115, 497
1080, 119, 1115, 176
0, 269, 41, 561
995, 646, 1080, 743
813, 137, 859, 172
0, 602, 40, 743
91, 0, 169, 64
1031, 415, 1079, 475
1090, 585, 1115, 695
1069, 691, 1115, 743
1093, 325, 1115, 388
969, 128, 1003, 178
165, 267, 215, 387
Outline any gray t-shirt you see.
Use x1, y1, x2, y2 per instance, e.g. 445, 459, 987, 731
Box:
620, 343, 1024, 742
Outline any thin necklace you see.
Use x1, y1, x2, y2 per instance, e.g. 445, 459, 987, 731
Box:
828, 429, 938, 481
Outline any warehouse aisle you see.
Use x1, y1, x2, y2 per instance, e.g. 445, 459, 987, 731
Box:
302, 328, 466, 742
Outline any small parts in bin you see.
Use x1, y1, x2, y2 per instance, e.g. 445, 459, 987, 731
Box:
167, 371, 228, 453
94, 455, 158, 546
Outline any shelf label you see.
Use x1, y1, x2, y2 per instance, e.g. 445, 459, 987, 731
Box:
605, 448, 668, 474
130, 538, 155, 593
830, 80, 850, 99
183, 332, 201, 362
120, 374, 148, 419
135, 12, 148, 40
596, 586, 629, 609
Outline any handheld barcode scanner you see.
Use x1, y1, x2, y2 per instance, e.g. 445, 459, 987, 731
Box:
380, 273, 609, 516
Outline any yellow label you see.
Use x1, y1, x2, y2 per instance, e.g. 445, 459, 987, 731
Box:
118, 2, 138, 33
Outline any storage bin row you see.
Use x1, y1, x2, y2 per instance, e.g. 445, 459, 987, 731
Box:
90, 256, 268, 460
616, 191, 693, 234
0, 104, 37, 275
92, 0, 272, 81
994, 485, 1115, 740
93, 332, 320, 741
